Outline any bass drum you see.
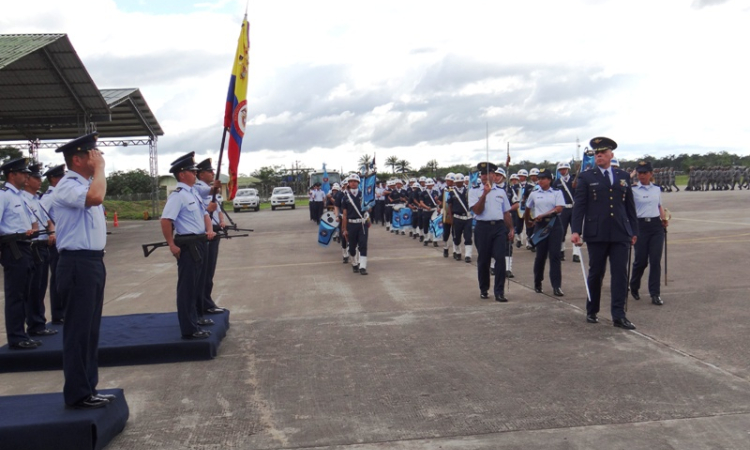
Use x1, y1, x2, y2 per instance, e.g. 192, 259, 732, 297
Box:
321, 211, 338, 226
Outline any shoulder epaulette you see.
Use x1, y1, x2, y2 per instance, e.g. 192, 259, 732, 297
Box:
173, 187, 183, 193
0, 185, 9, 192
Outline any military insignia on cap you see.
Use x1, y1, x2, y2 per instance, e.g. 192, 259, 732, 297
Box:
638, 161, 647, 166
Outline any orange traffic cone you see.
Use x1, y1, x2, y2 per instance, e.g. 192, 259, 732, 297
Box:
113, 211, 119, 227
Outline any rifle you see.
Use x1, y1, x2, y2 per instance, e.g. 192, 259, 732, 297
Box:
0, 230, 53, 260
142, 232, 249, 259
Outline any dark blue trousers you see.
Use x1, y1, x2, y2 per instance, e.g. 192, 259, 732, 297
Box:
26, 243, 49, 333
347, 223, 368, 257
48, 245, 64, 322
630, 219, 664, 296
176, 239, 206, 336
451, 217, 472, 246
475, 221, 508, 296
533, 221, 562, 288
559, 208, 573, 245
586, 241, 629, 319
1, 243, 34, 345
58, 250, 105, 405
199, 237, 220, 313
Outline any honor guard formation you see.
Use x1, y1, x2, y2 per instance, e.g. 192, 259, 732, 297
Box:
312, 137, 676, 332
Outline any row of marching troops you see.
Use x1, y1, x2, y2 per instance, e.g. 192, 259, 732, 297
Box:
684, 166, 749, 191
0, 133, 234, 411
317, 137, 668, 332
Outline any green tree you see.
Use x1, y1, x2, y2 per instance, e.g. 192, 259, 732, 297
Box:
107, 169, 153, 195
396, 159, 412, 175
386, 156, 399, 174
423, 159, 439, 177
252, 165, 284, 198
358, 154, 372, 170
0, 146, 23, 166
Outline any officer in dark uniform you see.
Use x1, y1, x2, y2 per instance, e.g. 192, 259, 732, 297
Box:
160, 152, 217, 339
41, 164, 66, 323
571, 137, 639, 329
341, 174, 369, 275
52, 132, 112, 408
469, 162, 514, 302
194, 158, 228, 318
629, 161, 668, 305
23, 163, 58, 336
0, 157, 40, 350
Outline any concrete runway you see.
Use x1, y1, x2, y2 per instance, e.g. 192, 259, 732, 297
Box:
1, 188, 749, 449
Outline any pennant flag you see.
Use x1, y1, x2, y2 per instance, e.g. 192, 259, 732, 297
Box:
370, 154, 376, 171
321, 163, 331, 194
469, 171, 480, 188
429, 213, 444, 238
531, 216, 557, 245
362, 173, 377, 211
223, 16, 250, 200
581, 151, 595, 172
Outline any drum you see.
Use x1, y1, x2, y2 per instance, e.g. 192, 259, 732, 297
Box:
400, 208, 412, 227
318, 219, 337, 247
392, 210, 402, 229
321, 211, 338, 226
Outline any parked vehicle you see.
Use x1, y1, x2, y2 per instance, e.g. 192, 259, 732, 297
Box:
270, 187, 295, 210
233, 188, 260, 212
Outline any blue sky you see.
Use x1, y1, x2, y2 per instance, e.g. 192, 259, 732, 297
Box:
2, 0, 749, 176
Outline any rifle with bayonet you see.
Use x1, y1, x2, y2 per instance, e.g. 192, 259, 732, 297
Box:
142, 231, 250, 259
0, 230, 54, 260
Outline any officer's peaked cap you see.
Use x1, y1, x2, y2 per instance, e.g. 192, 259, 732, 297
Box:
590, 136, 617, 151
0, 157, 32, 174
170, 152, 198, 174
56, 132, 99, 155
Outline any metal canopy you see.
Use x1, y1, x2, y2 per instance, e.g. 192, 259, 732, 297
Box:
0, 34, 164, 141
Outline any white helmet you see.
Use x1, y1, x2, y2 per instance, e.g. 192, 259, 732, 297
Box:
529, 168, 540, 176
409, 178, 417, 184
418, 176, 427, 183
494, 167, 507, 178
510, 173, 519, 181
445, 173, 456, 181
611, 158, 620, 167
396, 179, 404, 185
426, 178, 435, 185
454, 173, 465, 182
348, 173, 361, 183
332, 183, 341, 190
412, 182, 420, 188
557, 162, 571, 170
517, 169, 529, 177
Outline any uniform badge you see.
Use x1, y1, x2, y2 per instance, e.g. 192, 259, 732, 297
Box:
620, 179, 628, 187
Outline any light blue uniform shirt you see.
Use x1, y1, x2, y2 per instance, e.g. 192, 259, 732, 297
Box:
469, 184, 511, 221
194, 180, 222, 225
525, 187, 565, 217
632, 182, 661, 218
21, 190, 50, 241
51, 170, 106, 251
0, 183, 35, 234
161, 182, 208, 235
40, 186, 56, 223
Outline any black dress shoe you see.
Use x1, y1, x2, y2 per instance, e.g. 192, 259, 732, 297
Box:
506, 270, 514, 278
631, 290, 640, 300
419, 236, 424, 242
29, 328, 58, 336
480, 292, 489, 299
490, 267, 495, 276
182, 330, 211, 339
443, 249, 449, 257
534, 284, 543, 293
530, 247, 536, 253
359, 268, 368, 275
433, 241, 438, 247
70, 395, 110, 409
453, 252, 460, 260
465, 257, 471, 263
197, 318, 215, 326
343, 256, 349, 264
51, 318, 64, 324
9, 340, 40, 350
613, 317, 636, 330
586, 314, 599, 324
95, 393, 116, 401
205, 307, 227, 314
572, 255, 580, 263
423, 240, 429, 246
560, 252, 566, 261
352, 264, 360, 273
651, 295, 664, 305
495, 295, 508, 303
553, 287, 564, 296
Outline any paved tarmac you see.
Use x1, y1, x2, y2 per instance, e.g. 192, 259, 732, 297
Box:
1, 188, 749, 449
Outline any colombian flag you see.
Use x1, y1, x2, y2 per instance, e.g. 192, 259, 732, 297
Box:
224, 17, 250, 200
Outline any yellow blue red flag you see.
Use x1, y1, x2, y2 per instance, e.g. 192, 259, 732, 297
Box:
223, 16, 250, 200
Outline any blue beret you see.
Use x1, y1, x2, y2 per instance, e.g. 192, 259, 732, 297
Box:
170, 152, 197, 174
590, 137, 617, 151
0, 157, 32, 174
56, 132, 99, 155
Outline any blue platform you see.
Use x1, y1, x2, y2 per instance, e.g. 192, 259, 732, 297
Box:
0, 311, 230, 373
0, 389, 129, 450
